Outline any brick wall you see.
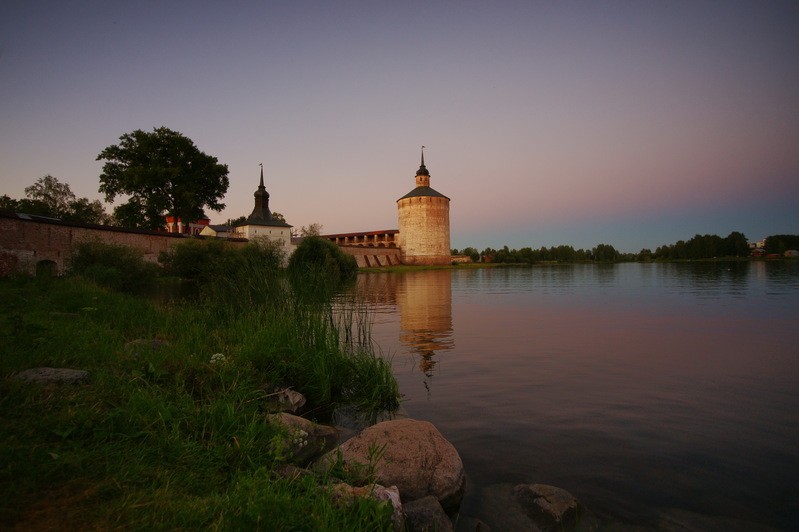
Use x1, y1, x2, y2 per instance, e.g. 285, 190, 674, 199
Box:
0, 213, 245, 277
337, 246, 402, 268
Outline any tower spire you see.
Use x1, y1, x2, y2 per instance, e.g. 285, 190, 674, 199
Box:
248, 162, 271, 222
415, 145, 430, 185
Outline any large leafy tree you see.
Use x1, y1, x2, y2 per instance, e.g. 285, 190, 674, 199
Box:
97, 127, 229, 230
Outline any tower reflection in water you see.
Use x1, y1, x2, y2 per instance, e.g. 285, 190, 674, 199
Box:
397, 270, 454, 392
355, 270, 454, 394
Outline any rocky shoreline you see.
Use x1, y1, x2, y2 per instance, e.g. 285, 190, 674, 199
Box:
274, 411, 584, 532
14, 366, 587, 531
35, 366, 772, 531
20, 367, 779, 531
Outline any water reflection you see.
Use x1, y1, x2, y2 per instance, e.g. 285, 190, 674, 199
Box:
354, 271, 455, 389
664, 261, 750, 298
397, 270, 454, 387
354, 263, 799, 529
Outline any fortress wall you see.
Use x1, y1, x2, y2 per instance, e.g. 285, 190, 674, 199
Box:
337, 246, 402, 268
0, 214, 245, 276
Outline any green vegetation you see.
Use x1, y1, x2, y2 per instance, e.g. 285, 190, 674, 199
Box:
288, 237, 358, 285
0, 175, 109, 224
764, 234, 799, 254
454, 230, 788, 264
472, 243, 622, 264
0, 240, 399, 529
653, 231, 749, 260
70, 240, 162, 292
97, 127, 230, 230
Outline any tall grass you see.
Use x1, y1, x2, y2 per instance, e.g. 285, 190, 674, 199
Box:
70, 239, 161, 292
0, 238, 399, 529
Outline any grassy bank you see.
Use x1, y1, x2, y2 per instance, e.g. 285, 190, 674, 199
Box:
0, 264, 399, 529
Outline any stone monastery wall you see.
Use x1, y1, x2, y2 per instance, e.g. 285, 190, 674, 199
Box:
0, 212, 398, 276
0, 213, 245, 277
338, 246, 401, 268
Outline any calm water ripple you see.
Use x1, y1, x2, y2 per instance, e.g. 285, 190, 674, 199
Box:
354, 262, 799, 530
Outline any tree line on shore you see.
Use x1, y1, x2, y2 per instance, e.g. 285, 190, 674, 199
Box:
454, 231, 799, 264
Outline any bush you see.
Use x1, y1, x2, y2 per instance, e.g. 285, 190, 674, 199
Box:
69, 240, 160, 292
288, 237, 357, 281
159, 237, 287, 311
160, 237, 285, 282
158, 238, 227, 280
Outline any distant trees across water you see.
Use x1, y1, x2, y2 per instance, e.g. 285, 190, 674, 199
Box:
764, 235, 799, 255
653, 232, 749, 260
453, 231, 798, 264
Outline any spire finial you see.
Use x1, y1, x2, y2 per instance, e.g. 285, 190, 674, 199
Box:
415, 146, 430, 179
259, 162, 264, 188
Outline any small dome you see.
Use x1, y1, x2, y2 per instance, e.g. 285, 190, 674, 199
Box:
416, 164, 430, 176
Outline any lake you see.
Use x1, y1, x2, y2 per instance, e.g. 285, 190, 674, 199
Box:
352, 262, 799, 530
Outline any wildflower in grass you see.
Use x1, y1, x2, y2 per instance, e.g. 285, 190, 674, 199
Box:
293, 429, 309, 448
210, 353, 227, 365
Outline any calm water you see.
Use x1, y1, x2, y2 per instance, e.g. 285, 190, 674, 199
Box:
353, 262, 799, 530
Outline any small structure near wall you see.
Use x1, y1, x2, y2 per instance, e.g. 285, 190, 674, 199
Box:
233, 164, 294, 256
164, 215, 210, 235
199, 224, 234, 238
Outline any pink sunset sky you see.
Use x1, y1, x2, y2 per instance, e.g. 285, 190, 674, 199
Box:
1, 1, 797, 252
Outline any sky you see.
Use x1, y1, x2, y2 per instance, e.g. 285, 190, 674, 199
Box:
1, 1, 797, 253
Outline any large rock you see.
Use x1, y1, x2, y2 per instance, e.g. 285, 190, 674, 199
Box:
473, 483, 540, 531
513, 484, 580, 531
329, 482, 404, 531
264, 387, 306, 414
14, 367, 89, 385
403, 495, 453, 532
317, 418, 466, 511
267, 412, 338, 465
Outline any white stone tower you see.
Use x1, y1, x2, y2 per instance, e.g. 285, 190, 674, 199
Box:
397, 148, 451, 265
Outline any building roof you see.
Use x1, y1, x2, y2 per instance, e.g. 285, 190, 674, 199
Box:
240, 163, 293, 228
398, 147, 449, 201
242, 218, 292, 228
416, 149, 430, 176
397, 186, 450, 201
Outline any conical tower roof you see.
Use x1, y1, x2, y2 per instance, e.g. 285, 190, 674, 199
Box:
245, 163, 291, 227
398, 147, 449, 201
